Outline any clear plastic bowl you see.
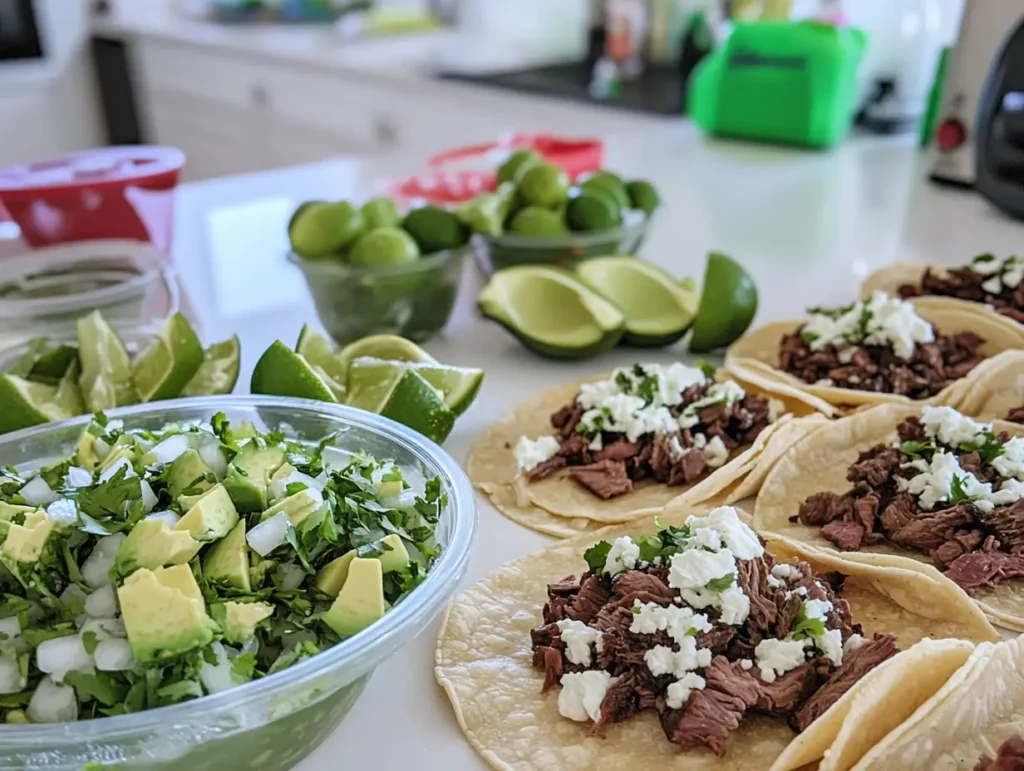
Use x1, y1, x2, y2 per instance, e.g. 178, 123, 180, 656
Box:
472, 209, 654, 276
0, 396, 476, 770
287, 246, 468, 346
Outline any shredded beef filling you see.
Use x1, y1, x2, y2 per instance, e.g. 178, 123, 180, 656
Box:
900, 267, 1024, 325
529, 382, 772, 499
1008, 407, 1024, 425
976, 736, 1024, 771
797, 416, 1024, 593
531, 553, 897, 754
777, 330, 984, 399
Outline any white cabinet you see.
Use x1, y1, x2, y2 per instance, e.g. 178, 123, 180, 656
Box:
0, 92, 61, 167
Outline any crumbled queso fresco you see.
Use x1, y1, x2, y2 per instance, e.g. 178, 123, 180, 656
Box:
513, 363, 748, 473
555, 507, 856, 721
897, 406, 1024, 512
968, 254, 1024, 295
800, 292, 935, 360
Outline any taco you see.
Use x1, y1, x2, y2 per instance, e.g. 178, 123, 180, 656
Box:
467, 362, 817, 537
949, 350, 1024, 425
861, 253, 1024, 325
840, 636, 1024, 771
755, 402, 1024, 629
726, 292, 1024, 415
435, 506, 998, 771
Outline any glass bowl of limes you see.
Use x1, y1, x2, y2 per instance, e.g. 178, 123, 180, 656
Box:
456, 153, 662, 275
288, 197, 471, 346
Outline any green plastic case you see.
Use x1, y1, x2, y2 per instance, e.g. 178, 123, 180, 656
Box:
689, 21, 868, 149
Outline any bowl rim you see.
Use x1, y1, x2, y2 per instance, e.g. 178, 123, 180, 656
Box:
479, 208, 654, 249
287, 244, 469, 278
0, 395, 477, 743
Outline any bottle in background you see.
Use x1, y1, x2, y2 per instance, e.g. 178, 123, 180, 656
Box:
605, 0, 649, 80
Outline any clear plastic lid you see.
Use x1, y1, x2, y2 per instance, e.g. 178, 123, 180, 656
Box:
0, 239, 179, 350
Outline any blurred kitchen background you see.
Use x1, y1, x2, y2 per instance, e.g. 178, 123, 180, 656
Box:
0, 0, 971, 181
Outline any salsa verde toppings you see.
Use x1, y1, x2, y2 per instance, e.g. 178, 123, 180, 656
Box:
779, 292, 985, 398
0, 413, 444, 723
530, 507, 897, 754
799, 405, 1024, 593
513, 363, 778, 500
899, 254, 1024, 324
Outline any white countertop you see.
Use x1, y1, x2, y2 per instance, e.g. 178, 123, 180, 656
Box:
162, 132, 1024, 770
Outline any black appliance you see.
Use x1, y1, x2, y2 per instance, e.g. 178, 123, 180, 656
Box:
976, 17, 1024, 220
0, 0, 43, 62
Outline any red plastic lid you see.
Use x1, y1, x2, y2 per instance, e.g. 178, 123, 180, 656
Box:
0, 146, 186, 198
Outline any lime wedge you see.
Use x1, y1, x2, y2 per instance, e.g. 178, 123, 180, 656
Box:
349, 356, 483, 417
346, 360, 455, 444
335, 334, 437, 374
0, 375, 72, 434
54, 360, 85, 417
251, 341, 339, 402
477, 266, 626, 359
77, 311, 136, 412
689, 252, 759, 353
131, 313, 205, 403
576, 256, 697, 347
296, 325, 348, 383
8, 338, 50, 378
181, 336, 241, 396
29, 345, 79, 386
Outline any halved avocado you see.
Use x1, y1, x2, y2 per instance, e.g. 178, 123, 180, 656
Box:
575, 257, 698, 347
477, 266, 627, 360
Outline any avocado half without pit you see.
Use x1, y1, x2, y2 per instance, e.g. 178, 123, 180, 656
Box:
575, 256, 698, 347
477, 266, 627, 360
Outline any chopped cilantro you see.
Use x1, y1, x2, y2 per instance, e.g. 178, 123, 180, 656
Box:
63, 671, 127, 707
75, 467, 142, 520
705, 573, 735, 592
231, 652, 258, 683
900, 440, 937, 458
634, 535, 664, 564
949, 474, 970, 504
584, 541, 612, 573
790, 605, 826, 640
695, 360, 717, 379
81, 631, 99, 655
961, 431, 1005, 465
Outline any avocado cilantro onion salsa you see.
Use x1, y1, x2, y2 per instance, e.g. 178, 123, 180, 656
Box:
514, 363, 779, 500
530, 507, 896, 753
798, 406, 1024, 594
780, 292, 984, 398
898, 254, 1024, 324
0, 413, 444, 723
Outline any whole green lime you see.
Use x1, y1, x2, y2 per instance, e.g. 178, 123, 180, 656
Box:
579, 171, 630, 210
509, 206, 570, 237
566, 190, 622, 232
361, 197, 401, 230
348, 227, 421, 266
289, 201, 366, 259
626, 180, 662, 216
497, 149, 541, 185
517, 163, 571, 209
403, 205, 470, 253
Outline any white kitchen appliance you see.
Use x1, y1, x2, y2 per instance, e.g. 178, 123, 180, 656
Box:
929, 1, 1024, 186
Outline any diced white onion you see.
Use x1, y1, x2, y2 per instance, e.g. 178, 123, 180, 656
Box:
198, 441, 228, 480
149, 435, 190, 465
94, 639, 135, 672
268, 470, 322, 504
0, 657, 25, 695
59, 585, 88, 614
98, 457, 135, 483
80, 534, 126, 589
0, 617, 21, 640
198, 642, 234, 694
381, 490, 417, 509
63, 467, 93, 489
84, 585, 118, 619
246, 512, 291, 557
79, 617, 125, 640
144, 510, 180, 528
276, 562, 307, 591
139, 480, 158, 514
92, 438, 111, 461
36, 636, 95, 683
27, 677, 77, 723
19, 476, 58, 506
45, 499, 79, 526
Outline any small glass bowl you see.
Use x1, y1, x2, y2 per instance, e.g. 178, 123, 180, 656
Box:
0, 396, 476, 770
472, 209, 654, 276
288, 246, 469, 346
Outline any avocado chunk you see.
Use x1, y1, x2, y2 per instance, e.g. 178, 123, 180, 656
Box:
322, 557, 385, 638
261, 488, 323, 527
314, 534, 410, 598
74, 432, 100, 471
174, 485, 239, 542
117, 565, 216, 662
376, 533, 411, 573
1, 511, 56, 577
218, 600, 274, 644
203, 520, 250, 592
115, 518, 201, 576
165, 449, 215, 501
0, 503, 35, 538
223, 443, 286, 513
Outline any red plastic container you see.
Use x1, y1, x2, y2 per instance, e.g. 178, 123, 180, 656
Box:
0, 146, 185, 252
380, 133, 603, 205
